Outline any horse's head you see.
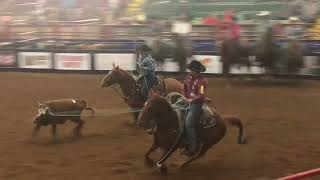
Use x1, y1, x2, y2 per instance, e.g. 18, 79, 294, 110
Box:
101, 63, 123, 87
138, 90, 171, 129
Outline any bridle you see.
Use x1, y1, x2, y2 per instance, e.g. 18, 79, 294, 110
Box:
107, 69, 140, 101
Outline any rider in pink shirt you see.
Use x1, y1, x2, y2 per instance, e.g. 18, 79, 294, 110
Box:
222, 16, 240, 40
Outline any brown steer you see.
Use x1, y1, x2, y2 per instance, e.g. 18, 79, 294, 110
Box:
32, 99, 94, 140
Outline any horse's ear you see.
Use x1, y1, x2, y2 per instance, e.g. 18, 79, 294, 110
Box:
112, 62, 115, 68
116, 66, 119, 70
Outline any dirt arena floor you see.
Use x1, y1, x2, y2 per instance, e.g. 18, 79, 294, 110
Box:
0, 72, 319, 180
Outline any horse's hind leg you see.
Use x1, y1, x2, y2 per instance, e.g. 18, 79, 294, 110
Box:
180, 145, 208, 169
133, 112, 140, 127
72, 118, 84, 137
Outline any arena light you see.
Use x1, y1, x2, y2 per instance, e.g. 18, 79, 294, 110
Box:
153, 1, 171, 4
76, 19, 100, 23
16, 3, 40, 6
256, 11, 270, 16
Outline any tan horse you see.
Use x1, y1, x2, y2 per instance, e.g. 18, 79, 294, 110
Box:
101, 64, 183, 124
138, 90, 246, 174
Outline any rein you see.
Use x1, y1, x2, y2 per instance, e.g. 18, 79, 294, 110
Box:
39, 108, 143, 118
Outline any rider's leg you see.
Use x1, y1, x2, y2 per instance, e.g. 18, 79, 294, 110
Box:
141, 75, 153, 100
184, 103, 202, 155
141, 82, 148, 100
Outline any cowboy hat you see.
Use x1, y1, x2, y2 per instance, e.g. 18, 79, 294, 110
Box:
187, 60, 206, 72
138, 44, 152, 52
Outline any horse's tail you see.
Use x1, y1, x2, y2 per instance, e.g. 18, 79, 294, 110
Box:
224, 117, 246, 144
85, 107, 95, 117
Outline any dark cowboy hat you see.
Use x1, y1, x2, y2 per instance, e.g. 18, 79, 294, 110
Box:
138, 44, 152, 52
187, 60, 206, 72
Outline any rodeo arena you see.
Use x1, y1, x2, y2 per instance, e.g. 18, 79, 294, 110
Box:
1, 0, 320, 179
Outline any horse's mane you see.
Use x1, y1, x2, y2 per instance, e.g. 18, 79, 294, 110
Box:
117, 68, 136, 84
151, 95, 174, 114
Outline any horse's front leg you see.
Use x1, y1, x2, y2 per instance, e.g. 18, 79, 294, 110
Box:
145, 142, 159, 166
133, 111, 140, 126
156, 150, 170, 175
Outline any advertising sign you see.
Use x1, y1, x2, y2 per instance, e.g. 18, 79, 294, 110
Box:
94, 53, 136, 70
18, 52, 52, 69
55, 53, 91, 70
193, 55, 264, 74
0, 52, 16, 67
193, 55, 222, 74
171, 21, 192, 35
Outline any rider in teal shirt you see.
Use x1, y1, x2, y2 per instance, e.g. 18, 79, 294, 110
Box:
137, 45, 157, 100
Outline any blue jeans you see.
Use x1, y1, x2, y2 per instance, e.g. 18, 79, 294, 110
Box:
185, 102, 202, 153
141, 74, 156, 100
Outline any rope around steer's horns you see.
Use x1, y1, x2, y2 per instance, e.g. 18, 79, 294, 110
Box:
45, 93, 189, 118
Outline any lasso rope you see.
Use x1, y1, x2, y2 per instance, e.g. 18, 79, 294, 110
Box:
110, 84, 124, 98
46, 107, 143, 117
45, 98, 188, 118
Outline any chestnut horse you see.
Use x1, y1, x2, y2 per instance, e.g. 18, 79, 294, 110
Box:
101, 64, 183, 125
138, 90, 246, 174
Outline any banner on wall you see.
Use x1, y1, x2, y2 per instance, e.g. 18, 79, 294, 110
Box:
94, 53, 136, 70
0, 52, 16, 67
55, 53, 91, 70
18, 52, 52, 69
193, 55, 221, 74
171, 21, 192, 35
193, 55, 264, 74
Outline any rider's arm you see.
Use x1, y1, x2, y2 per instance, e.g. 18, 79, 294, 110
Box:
190, 80, 207, 103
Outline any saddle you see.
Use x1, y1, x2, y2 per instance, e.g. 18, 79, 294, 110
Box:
174, 104, 217, 131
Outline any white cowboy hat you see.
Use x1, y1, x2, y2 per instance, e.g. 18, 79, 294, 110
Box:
256, 11, 271, 16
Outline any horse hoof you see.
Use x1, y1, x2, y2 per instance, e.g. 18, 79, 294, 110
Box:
159, 166, 167, 176
157, 164, 167, 176
144, 158, 154, 167
239, 137, 247, 144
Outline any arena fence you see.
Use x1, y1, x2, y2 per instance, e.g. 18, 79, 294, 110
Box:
0, 48, 319, 80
